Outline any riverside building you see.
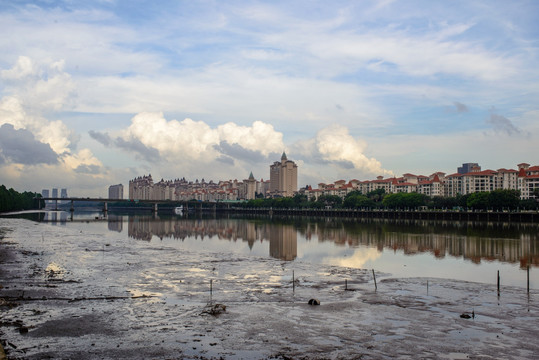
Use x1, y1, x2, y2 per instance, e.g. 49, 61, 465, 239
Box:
269, 152, 298, 197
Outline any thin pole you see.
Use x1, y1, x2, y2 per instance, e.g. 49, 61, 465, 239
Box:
527, 266, 530, 294
293, 270, 295, 292
372, 269, 377, 290
497, 270, 500, 295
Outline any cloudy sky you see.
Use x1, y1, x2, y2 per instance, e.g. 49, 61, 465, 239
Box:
1, 0, 538, 197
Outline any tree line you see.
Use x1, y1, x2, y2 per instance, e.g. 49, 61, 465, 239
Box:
241, 188, 539, 211
0, 185, 44, 212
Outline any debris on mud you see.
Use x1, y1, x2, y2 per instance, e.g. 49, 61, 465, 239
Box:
201, 303, 227, 316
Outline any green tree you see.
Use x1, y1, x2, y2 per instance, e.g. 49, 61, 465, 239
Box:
367, 188, 386, 202
314, 195, 342, 209
467, 192, 489, 210
343, 193, 375, 209
382, 192, 426, 209
488, 189, 520, 210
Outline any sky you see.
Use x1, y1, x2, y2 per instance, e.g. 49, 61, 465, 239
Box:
0, 0, 538, 197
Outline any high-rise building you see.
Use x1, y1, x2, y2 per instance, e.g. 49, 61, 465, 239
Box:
246, 172, 256, 200
42, 189, 50, 204
109, 184, 124, 199
458, 163, 480, 174
269, 152, 298, 197
60, 188, 68, 198
52, 188, 58, 198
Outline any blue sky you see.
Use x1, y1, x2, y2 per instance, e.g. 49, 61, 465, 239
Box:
1, 0, 538, 196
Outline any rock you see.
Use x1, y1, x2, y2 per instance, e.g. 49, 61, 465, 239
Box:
19, 326, 29, 334
201, 303, 227, 316
308, 299, 320, 305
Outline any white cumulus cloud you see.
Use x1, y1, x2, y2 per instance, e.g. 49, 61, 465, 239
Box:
120, 112, 285, 163
315, 124, 391, 176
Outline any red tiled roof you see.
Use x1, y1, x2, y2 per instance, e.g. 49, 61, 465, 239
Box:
394, 182, 416, 187
463, 170, 497, 176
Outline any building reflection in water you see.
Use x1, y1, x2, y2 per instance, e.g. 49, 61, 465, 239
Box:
124, 216, 538, 268
269, 225, 297, 260
42, 211, 68, 225
107, 214, 124, 232
126, 216, 297, 261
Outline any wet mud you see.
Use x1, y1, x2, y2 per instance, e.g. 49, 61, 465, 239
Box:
1, 218, 538, 359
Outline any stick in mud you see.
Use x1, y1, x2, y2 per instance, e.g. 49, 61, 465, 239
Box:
527, 266, 530, 293
497, 270, 500, 296
293, 270, 295, 292
345, 279, 347, 290
372, 269, 377, 290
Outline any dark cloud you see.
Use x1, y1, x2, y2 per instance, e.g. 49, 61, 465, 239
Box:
74, 164, 102, 174
89, 130, 112, 146
445, 101, 469, 113
487, 113, 520, 135
0, 123, 58, 165
214, 141, 267, 163
115, 137, 160, 162
334, 160, 355, 169
453, 101, 469, 113
216, 155, 235, 165
90, 131, 160, 162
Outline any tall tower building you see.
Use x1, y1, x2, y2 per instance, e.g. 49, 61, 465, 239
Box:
269, 152, 298, 197
246, 172, 257, 200
52, 188, 58, 198
109, 184, 124, 199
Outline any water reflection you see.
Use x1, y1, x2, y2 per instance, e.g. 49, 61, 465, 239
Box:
123, 216, 538, 269
127, 216, 297, 260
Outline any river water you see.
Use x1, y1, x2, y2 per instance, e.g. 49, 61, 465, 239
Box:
29, 210, 539, 290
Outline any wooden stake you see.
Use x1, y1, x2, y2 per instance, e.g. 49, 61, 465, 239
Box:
293, 270, 295, 292
527, 266, 530, 294
372, 269, 377, 290
497, 270, 500, 295
345, 279, 348, 290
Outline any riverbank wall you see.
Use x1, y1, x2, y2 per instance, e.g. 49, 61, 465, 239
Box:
217, 208, 539, 223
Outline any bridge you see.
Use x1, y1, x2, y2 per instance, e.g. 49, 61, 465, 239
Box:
39, 197, 227, 213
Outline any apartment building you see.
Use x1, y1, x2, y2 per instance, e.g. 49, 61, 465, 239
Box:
108, 184, 124, 199
270, 152, 298, 197
304, 163, 539, 201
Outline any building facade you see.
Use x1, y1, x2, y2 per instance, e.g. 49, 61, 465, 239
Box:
303, 162, 539, 201
108, 184, 124, 199
269, 152, 298, 197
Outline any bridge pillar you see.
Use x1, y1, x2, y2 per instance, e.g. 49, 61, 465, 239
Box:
153, 203, 158, 213
103, 202, 108, 213
70, 200, 74, 212
55, 199, 58, 211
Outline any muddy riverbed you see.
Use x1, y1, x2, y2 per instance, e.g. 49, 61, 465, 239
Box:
1, 217, 538, 359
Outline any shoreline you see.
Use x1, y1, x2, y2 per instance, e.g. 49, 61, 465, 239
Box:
1, 218, 538, 359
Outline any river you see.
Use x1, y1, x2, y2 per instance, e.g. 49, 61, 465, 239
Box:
28, 210, 539, 290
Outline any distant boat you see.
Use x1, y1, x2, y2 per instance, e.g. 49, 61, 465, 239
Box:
174, 206, 183, 215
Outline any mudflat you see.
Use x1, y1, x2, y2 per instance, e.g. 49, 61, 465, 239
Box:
1, 218, 538, 359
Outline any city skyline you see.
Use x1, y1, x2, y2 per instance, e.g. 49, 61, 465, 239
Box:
0, 1, 538, 197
